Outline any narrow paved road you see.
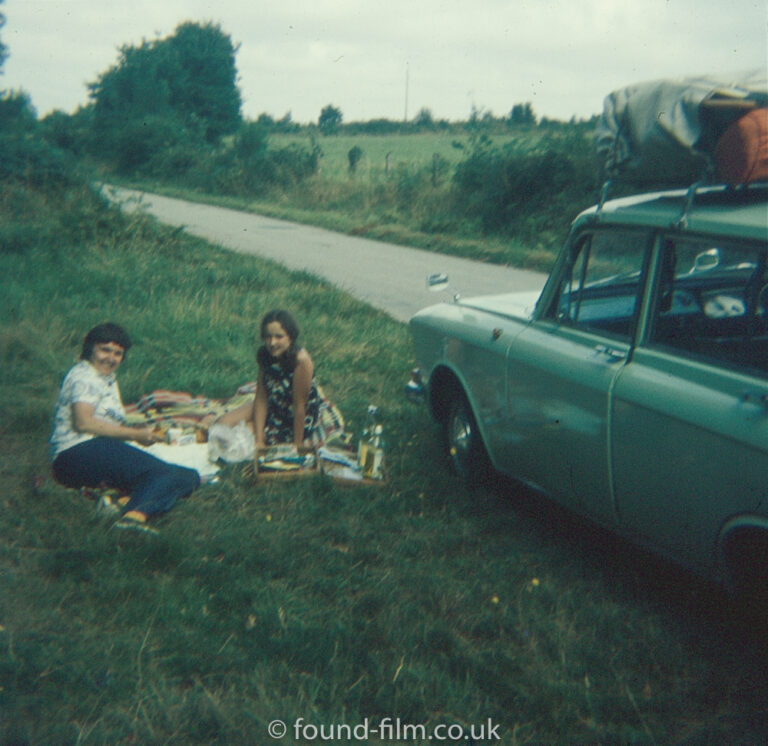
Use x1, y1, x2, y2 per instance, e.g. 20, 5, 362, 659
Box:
108, 186, 548, 322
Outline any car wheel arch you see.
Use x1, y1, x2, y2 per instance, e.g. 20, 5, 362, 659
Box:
428, 365, 478, 426
428, 366, 494, 485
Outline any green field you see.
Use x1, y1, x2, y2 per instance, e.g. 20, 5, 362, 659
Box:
2, 182, 768, 744
272, 132, 524, 182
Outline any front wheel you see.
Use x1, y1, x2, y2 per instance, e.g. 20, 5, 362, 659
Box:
445, 394, 493, 486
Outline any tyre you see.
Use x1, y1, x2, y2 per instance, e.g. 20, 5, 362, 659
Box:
445, 393, 493, 486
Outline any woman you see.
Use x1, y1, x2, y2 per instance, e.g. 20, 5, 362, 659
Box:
50, 322, 200, 533
217, 309, 321, 447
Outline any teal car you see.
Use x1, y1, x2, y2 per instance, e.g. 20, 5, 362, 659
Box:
409, 183, 768, 595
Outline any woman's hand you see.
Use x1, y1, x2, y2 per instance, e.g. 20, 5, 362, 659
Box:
199, 413, 217, 430
132, 426, 161, 447
212, 400, 255, 429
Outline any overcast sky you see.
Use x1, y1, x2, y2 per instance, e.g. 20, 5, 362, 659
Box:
1, 0, 766, 124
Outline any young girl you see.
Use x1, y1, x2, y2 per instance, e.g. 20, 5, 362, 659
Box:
218, 310, 321, 447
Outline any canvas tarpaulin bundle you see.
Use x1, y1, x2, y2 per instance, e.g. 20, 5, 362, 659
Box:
594, 71, 768, 186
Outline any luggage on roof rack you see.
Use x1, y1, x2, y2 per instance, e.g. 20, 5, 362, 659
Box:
594, 72, 768, 187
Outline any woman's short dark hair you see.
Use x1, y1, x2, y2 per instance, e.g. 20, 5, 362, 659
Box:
257, 309, 300, 370
80, 322, 132, 361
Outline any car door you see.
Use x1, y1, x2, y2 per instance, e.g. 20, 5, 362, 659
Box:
611, 235, 768, 573
501, 228, 651, 524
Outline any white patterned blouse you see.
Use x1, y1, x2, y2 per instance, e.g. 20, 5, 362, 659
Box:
49, 360, 126, 460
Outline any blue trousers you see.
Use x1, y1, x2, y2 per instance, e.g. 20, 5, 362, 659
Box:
53, 437, 200, 516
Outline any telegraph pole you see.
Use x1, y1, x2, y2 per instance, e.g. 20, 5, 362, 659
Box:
404, 63, 409, 122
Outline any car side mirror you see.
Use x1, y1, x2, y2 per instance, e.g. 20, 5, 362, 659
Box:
426, 273, 449, 292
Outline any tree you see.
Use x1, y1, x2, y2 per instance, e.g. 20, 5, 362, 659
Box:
0, 0, 8, 74
88, 20, 242, 163
413, 107, 435, 130
318, 104, 342, 134
40, 107, 92, 156
509, 102, 536, 126
347, 145, 363, 173
275, 112, 297, 133
165, 21, 242, 141
0, 90, 36, 133
255, 111, 298, 134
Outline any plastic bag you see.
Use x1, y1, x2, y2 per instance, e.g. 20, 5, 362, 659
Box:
207, 422, 255, 463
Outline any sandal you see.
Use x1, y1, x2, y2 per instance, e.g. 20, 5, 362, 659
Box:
113, 514, 159, 536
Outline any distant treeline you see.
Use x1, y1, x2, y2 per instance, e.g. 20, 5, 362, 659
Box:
255, 102, 598, 137
1, 19, 603, 255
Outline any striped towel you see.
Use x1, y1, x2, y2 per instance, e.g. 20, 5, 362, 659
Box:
124, 381, 346, 447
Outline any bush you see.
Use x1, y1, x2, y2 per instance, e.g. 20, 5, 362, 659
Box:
234, 121, 269, 161
452, 133, 601, 241
394, 162, 432, 213
98, 115, 319, 197
0, 134, 81, 188
164, 139, 320, 197
0, 90, 86, 189
0, 90, 36, 134
348, 145, 363, 173
113, 115, 199, 175
39, 108, 93, 158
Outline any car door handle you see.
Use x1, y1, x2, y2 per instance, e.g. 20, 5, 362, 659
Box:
593, 344, 627, 362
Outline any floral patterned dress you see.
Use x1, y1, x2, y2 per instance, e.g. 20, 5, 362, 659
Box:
261, 359, 321, 445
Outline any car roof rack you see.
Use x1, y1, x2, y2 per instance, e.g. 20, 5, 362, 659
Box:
596, 175, 767, 228
595, 180, 613, 218
675, 180, 708, 230
675, 178, 768, 229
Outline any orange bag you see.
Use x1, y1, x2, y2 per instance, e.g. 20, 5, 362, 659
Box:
714, 108, 768, 185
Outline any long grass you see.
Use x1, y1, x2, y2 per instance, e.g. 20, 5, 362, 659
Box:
2, 184, 768, 744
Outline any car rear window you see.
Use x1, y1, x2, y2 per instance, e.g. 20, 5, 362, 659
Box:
648, 236, 768, 375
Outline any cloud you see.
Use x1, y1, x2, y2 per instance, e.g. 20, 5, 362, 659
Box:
2, 0, 766, 122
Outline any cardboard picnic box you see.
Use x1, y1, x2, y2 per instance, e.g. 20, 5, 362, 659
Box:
254, 444, 385, 485
254, 445, 318, 480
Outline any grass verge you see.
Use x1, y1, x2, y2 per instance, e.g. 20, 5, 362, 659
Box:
2, 185, 768, 744
112, 177, 559, 273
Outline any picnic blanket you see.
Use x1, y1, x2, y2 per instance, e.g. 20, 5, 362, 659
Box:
124, 382, 346, 464
124, 382, 258, 431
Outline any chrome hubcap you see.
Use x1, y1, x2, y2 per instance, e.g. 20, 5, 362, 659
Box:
449, 408, 472, 466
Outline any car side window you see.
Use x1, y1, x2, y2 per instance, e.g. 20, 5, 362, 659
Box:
549, 230, 648, 341
647, 237, 768, 375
